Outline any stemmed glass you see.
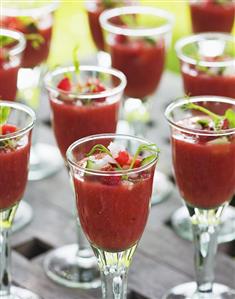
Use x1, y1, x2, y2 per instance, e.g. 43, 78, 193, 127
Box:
67, 133, 159, 299
0, 101, 38, 299
0, 29, 26, 101
100, 5, 174, 204
44, 65, 126, 288
1, 0, 62, 181
85, 0, 137, 67
1, 0, 62, 232
172, 33, 235, 243
189, 0, 235, 33
163, 96, 235, 299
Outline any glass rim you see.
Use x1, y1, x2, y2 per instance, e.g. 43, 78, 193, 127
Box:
44, 65, 127, 100
2, 0, 59, 17
99, 6, 174, 37
0, 101, 36, 141
0, 28, 26, 56
175, 32, 235, 67
165, 96, 235, 137
66, 133, 159, 176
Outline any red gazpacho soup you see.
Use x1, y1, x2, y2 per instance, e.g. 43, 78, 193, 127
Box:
190, 0, 235, 33
73, 142, 158, 252
181, 59, 235, 99
172, 103, 235, 209
0, 124, 31, 210
110, 35, 165, 98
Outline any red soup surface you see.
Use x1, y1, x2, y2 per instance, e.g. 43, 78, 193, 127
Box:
172, 121, 235, 209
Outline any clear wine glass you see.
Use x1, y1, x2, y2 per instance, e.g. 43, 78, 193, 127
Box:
0, 28, 26, 101
173, 32, 235, 244
85, 0, 137, 67
163, 96, 235, 299
67, 133, 159, 299
100, 5, 174, 204
0, 101, 38, 299
43, 65, 126, 288
1, 0, 62, 233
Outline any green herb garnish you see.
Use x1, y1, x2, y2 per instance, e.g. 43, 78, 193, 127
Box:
120, 14, 137, 27
144, 37, 156, 46
25, 33, 45, 49
182, 102, 235, 130
73, 45, 80, 76
214, 0, 232, 4
225, 109, 235, 128
0, 107, 10, 126
129, 143, 159, 169
197, 118, 210, 128
0, 36, 15, 47
102, 0, 114, 8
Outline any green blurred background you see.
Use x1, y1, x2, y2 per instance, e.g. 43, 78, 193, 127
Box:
48, 0, 235, 73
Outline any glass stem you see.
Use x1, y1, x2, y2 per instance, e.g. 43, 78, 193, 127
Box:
93, 246, 136, 299
0, 209, 14, 297
100, 267, 128, 299
191, 208, 222, 295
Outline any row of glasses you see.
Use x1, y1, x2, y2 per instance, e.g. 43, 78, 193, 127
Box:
99, 5, 175, 204
0, 28, 34, 232
1, 1, 62, 232
43, 65, 126, 287
172, 32, 235, 243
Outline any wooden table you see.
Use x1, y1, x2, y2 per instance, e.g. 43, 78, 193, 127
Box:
10, 71, 235, 299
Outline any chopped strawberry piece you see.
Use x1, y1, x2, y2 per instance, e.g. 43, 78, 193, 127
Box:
115, 34, 127, 44
57, 77, 72, 91
1, 124, 17, 135
115, 151, 129, 166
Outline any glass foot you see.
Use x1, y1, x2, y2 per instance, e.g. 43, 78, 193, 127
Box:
43, 244, 101, 288
151, 171, 174, 205
162, 282, 235, 299
28, 142, 63, 181
12, 201, 33, 233
171, 206, 235, 243
9, 286, 41, 299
